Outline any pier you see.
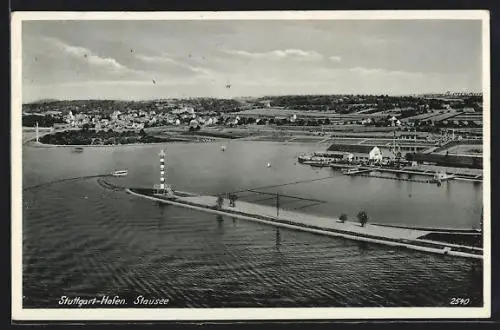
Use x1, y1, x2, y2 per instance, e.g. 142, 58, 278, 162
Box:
123, 186, 482, 260
330, 164, 482, 183
354, 173, 434, 184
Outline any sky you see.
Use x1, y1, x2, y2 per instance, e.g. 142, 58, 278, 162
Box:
21, 19, 483, 102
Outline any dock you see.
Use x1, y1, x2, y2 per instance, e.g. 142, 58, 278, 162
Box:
342, 168, 372, 175
330, 164, 482, 183
124, 187, 482, 260
354, 173, 434, 183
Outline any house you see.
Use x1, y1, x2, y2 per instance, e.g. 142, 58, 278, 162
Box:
361, 118, 373, 125
369, 146, 383, 162
189, 119, 199, 128
111, 110, 122, 121
369, 146, 396, 163
388, 116, 399, 127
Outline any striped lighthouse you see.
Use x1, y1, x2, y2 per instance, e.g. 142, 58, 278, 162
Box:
159, 149, 166, 192
158, 149, 174, 197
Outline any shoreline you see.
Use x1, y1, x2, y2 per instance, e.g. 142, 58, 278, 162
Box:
25, 141, 183, 148
124, 187, 482, 260
23, 137, 325, 148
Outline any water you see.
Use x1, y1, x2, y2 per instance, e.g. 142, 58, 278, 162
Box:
22, 141, 483, 308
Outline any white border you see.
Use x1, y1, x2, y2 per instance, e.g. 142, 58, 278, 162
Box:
11, 10, 491, 321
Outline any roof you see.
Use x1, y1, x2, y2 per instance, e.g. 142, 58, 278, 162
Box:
316, 151, 353, 156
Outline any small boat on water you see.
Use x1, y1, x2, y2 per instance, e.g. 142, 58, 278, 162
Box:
432, 171, 456, 182
341, 166, 365, 175
221, 145, 226, 152
112, 170, 128, 177
304, 160, 331, 168
72, 147, 84, 153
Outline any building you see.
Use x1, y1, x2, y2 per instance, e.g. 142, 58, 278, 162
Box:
388, 116, 401, 127
260, 100, 271, 108
173, 107, 195, 115
368, 146, 396, 163
189, 119, 200, 129
313, 151, 354, 162
369, 146, 383, 162
111, 110, 122, 121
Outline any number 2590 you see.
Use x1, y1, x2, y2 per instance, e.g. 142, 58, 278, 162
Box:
450, 298, 470, 305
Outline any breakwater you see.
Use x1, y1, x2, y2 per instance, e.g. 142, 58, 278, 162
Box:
23, 174, 112, 191
123, 186, 482, 260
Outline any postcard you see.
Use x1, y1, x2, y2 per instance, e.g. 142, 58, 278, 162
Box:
11, 10, 491, 321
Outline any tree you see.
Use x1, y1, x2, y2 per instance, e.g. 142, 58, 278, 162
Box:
357, 211, 368, 227
228, 193, 238, 207
339, 213, 348, 223
216, 194, 224, 209
405, 152, 415, 162
82, 123, 91, 132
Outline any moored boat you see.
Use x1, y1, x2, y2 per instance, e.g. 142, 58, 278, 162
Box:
112, 170, 128, 177
432, 171, 456, 182
341, 166, 365, 175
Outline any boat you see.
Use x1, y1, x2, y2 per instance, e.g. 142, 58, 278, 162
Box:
304, 160, 331, 168
72, 147, 84, 153
341, 166, 366, 175
298, 155, 313, 163
221, 145, 226, 152
432, 171, 456, 182
112, 170, 128, 177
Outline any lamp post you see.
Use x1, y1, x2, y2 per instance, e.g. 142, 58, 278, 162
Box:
276, 192, 280, 218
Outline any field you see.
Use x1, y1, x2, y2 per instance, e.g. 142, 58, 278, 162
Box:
235, 108, 388, 119
435, 144, 483, 156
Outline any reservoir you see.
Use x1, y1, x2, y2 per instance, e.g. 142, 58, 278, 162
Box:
22, 141, 483, 307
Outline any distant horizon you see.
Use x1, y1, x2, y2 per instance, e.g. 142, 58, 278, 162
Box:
22, 90, 483, 105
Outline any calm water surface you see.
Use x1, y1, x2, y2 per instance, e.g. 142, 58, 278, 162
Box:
22, 141, 483, 307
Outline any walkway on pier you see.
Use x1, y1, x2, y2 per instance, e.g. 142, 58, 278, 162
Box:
124, 188, 483, 259
174, 194, 430, 241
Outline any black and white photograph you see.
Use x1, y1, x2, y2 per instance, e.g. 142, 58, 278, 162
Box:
12, 11, 491, 320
